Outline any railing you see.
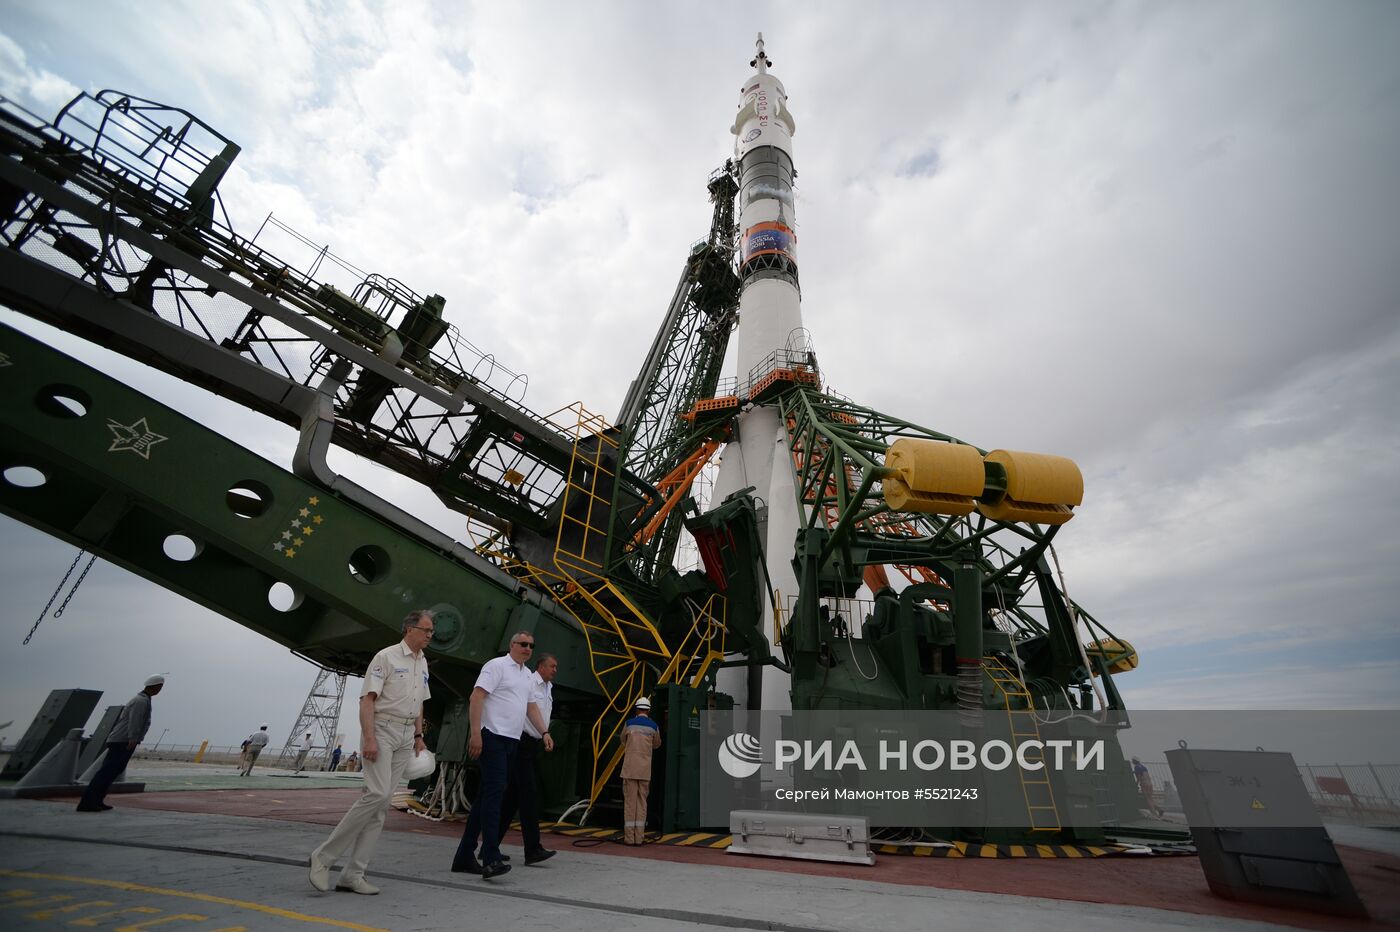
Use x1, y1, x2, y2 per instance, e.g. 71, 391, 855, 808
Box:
1135, 759, 1400, 823
129, 743, 361, 771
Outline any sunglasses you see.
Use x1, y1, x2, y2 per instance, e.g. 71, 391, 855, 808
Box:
513, 641, 535, 648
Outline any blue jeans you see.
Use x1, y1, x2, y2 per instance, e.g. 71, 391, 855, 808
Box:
454, 729, 517, 867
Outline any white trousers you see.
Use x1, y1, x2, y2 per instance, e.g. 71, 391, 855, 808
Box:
312, 719, 414, 881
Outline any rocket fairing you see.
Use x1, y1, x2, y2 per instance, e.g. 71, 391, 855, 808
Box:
731, 34, 803, 384
711, 35, 807, 712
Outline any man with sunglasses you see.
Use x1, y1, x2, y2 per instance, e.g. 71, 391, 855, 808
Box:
501, 652, 558, 866
451, 630, 537, 879
309, 610, 434, 895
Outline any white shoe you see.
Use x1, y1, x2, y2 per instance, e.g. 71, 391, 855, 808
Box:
308, 854, 331, 892
335, 876, 379, 895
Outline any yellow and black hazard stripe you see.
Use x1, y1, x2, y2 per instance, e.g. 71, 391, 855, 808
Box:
874, 841, 1136, 858
541, 824, 1189, 857
542, 823, 731, 849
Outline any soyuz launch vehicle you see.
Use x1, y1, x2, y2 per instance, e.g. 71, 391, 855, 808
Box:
711, 34, 804, 712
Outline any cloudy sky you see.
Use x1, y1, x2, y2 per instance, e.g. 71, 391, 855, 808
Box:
2, 2, 1397, 755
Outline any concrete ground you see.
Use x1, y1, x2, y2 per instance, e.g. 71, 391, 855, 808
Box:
0, 762, 1395, 931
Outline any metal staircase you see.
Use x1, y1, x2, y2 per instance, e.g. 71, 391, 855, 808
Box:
545, 404, 727, 809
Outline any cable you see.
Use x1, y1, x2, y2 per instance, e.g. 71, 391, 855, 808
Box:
839, 598, 879, 682
1049, 543, 1108, 722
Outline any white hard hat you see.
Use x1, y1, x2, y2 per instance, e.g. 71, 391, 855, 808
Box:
404, 749, 437, 781
144, 674, 165, 687
634, 697, 651, 710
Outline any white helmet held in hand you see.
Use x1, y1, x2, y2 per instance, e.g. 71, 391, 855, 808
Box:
404, 749, 437, 781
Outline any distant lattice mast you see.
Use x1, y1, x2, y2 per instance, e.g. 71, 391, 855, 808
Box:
277, 667, 347, 768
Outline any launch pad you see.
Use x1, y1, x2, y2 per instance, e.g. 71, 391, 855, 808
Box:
2, 36, 1160, 849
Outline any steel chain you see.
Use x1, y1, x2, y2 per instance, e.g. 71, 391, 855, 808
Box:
53, 553, 97, 617
22, 550, 94, 644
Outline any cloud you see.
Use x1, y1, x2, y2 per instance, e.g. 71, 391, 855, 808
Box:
0, 31, 77, 110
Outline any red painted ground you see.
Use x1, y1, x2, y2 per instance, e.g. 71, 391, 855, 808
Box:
100, 788, 1400, 930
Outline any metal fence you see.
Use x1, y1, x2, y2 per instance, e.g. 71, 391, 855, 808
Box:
1299, 762, 1400, 819
130, 743, 358, 771
1138, 759, 1400, 823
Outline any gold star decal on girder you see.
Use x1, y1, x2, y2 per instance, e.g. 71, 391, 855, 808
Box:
308, 496, 320, 505
106, 417, 167, 459
302, 527, 314, 536
285, 549, 296, 559
294, 538, 304, 547
313, 515, 323, 525
299, 507, 310, 517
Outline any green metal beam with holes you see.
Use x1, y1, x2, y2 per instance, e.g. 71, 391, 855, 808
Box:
0, 321, 600, 706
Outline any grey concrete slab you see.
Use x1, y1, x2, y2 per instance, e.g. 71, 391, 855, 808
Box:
0, 800, 1297, 931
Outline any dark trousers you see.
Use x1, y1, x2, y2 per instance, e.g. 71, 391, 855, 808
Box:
453, 729, 517, 867
500, 734, 542, 853
78, 741, 135, 809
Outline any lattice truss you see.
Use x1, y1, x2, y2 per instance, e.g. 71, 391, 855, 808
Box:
776, 387, 1119, 648
0, 91, 582, 549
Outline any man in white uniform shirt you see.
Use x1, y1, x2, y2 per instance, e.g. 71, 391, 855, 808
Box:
451, 630, 536, 879
77, 674, 163, 812
240, 723, 270, 776
309, 610, 433, 895
501, 653, 558, 865
294, 732, 314, 772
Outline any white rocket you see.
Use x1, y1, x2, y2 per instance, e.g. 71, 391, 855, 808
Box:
711, 35, 805, 712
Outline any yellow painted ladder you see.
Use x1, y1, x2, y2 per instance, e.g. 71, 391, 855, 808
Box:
983, 655, 1061, 833
548, 404, 727, 808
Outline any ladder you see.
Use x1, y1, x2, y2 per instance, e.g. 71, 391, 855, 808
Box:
983, 655, 1061, 832
548, 404, 726, 808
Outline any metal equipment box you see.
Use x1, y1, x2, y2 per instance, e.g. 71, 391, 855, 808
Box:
0, 689, 102, 780
77, 705, 125, 774
1166, 748, 1367, 918
657, 683, 732, 833
729, 810, 875, 865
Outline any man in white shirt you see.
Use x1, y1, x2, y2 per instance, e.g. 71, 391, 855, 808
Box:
501, 653, 558, 865
294, 732, 314, 772
309, 610, 433, 895
77, 674, 163, 812
450, 630, 536, 879
240, 723, 270, 776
